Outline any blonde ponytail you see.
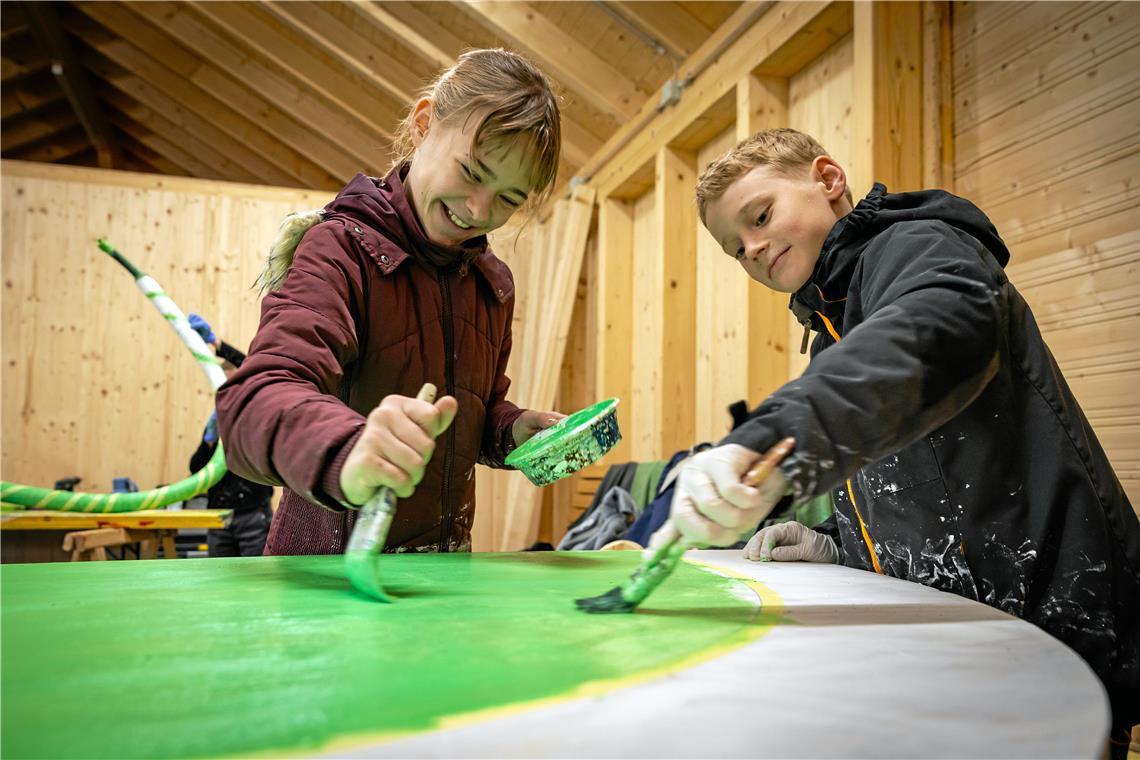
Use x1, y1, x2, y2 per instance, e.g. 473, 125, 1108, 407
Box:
254, 209, 324, 295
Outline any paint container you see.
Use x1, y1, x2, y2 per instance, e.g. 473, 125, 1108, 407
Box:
505, 398, 621, 487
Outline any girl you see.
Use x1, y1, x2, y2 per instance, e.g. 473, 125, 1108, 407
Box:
216, 49, 564, 554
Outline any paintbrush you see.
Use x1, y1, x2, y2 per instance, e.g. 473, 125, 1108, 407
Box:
574, 437, 795, 614
344, 383, 436, 602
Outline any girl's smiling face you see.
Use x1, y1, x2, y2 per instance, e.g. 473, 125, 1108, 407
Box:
405, 99, 536, 247
703, 157, 851, 293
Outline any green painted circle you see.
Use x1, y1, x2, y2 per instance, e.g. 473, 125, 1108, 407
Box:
1, 552, 780, 759
505, 398, 620, 485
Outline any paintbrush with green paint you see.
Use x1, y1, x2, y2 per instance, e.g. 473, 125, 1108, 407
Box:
344, 383, 436, 602
575, 436, 795, 614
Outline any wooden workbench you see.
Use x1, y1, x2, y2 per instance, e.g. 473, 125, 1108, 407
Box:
0, 550, 1109, 758
0, 509, 231, 562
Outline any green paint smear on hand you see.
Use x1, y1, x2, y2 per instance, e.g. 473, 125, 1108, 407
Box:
2, 551, 781, 759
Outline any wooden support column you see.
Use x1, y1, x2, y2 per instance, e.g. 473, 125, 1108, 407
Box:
739, 75, 794, 404
656, 146, 697, 455
852, 1, 924, 198
595, 196, 634, 461
922, 0, 954, 191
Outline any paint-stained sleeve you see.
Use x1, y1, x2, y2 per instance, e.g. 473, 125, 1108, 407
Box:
723, 221, 1004, 502
215, 222, 367, 511
479, 297, 525, 468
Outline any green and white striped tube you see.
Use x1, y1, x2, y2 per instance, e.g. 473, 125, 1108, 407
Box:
0, 240, 229, 512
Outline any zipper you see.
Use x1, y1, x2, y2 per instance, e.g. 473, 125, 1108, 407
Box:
437, 270, 457, 552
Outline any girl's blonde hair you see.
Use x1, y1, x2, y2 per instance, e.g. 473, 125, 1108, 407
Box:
695, 128, 852, 225
256, 48, 562, 295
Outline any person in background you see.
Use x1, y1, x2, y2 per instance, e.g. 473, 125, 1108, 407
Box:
215, 49, 565, 555
648, 128, 1138, 757
188, 313, 273, 557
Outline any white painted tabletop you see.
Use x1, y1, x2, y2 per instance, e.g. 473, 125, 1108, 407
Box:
330, 550, 1110, 759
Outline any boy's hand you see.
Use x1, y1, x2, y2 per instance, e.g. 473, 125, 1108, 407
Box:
512, 409, 566, 447
340, 393, 458, 504
743, 521, 839, 563
651, 443, 789, 549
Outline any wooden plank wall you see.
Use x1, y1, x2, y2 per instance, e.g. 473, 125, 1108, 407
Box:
953, 1, 1140, 510
1, 160, 323, 493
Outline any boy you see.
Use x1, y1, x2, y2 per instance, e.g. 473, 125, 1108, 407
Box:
648, 128, 1138, 752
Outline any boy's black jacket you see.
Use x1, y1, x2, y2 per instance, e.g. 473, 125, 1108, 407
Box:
724, 184, 1139, 717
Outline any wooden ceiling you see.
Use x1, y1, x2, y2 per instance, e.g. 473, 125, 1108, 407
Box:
1, 1, 741, 192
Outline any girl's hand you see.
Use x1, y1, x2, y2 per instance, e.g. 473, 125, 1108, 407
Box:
512, 409, 566, 447
340, 393, 458, 504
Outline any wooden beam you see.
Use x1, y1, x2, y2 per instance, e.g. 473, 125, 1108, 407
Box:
8, 127, 90, 164
132, 2, 390, 175
120, 139, 193, 178
67, 15, 336, 189
1, 33, 49, 82
458, 1, 644, 122
656, 145, 697, 454
99, 87, 264, 185
22, 2, 119, 169
74, 2, 358, 184
79, 48, 306, 189
583, 2, 850, 198
610, 1, 706, 60
738, 75, 794, 404
595, 196, 634, 461
347, 1, 599, 169
852, 1, 924, 197
106, 106, 227, 181
259, 1, 418, 104
350, 1, 461, 70
2, 102, 76, 153
190, 1, 406, 155
922, 0, 954, 191
1, 71, 66, 120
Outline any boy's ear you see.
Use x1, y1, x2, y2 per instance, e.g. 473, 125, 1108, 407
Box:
812, 156, 847, 202
410, 98, 434, 147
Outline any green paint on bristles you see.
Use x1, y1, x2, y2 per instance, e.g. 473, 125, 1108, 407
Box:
576, 537, 688, 614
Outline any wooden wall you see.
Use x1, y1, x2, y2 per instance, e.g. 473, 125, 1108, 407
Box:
2, 160, 323, 494
952, 1, 1140, 509
540, 0, 1139, 545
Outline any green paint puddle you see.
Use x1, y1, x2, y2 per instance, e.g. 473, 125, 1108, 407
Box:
2, 552, 781, 758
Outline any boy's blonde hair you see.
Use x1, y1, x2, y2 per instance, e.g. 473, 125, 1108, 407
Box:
256, 48, 561, 295
695, 128, 851, 225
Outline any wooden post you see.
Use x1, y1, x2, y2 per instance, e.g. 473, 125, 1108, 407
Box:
852, 2, 924, 198
655, 146, 698, 455
738, 75, 794, 405
595, 196, 635, 461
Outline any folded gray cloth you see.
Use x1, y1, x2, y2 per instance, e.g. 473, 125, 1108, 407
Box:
556, 486, 638, 550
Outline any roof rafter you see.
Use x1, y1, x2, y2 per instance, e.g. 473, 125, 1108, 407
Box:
608, 1, 706, 60
349, 1, 460, 71
189, 0, 406, 159
131, 1, 390, 174
259, 1, 418, 104
457, 1, 644, 122
65, 12, 338, 190
74, 2, 358, 183
22, 2, 119, 169
76, 43, 312, 189
2, 102, 76, 153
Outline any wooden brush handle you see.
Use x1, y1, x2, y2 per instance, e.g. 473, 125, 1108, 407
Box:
742, 437, 795, 487
414, 383, 438, 404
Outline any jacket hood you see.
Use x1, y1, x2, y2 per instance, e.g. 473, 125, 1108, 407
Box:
792, 183, 1011, 328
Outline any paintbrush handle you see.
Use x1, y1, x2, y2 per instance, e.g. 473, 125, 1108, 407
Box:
741, 436, 796, 487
